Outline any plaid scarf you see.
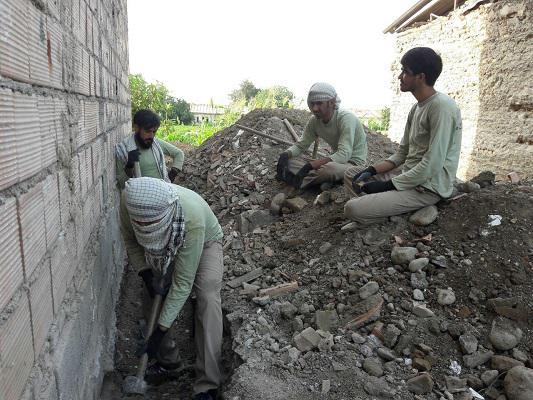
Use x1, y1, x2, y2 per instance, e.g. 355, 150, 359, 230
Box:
124, 177, 185, 276
115, 133, 170, 182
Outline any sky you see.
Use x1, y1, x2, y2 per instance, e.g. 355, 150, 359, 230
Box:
127, 0, 418, 110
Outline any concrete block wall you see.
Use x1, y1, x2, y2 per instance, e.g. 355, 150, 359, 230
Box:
388, 0, 532, 180
0, 0, 130, 399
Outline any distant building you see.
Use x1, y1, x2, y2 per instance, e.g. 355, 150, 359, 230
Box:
384, 0, 532, 180
190, 103, 225, 124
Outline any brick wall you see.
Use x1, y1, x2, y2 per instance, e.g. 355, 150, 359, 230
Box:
0, 0, 129, 399
388, 0, 532, 180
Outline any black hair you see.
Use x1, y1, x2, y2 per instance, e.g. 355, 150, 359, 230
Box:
133, 109, 160, 130
401, 47, 443, 86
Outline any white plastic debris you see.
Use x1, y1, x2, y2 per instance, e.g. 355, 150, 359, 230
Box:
232, 129, 244, 149
487, 214, 502, 226
469, 387, 485, 399
449, 360, 462, 375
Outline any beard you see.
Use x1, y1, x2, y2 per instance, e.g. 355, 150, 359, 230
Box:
135, 132, 153, 149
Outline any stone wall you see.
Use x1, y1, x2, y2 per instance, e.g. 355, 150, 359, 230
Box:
0, 0, 130, 399
388, 0, 532, 180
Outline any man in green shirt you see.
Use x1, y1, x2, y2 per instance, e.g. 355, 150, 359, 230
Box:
115, 109, 185, 189
344, 47, 462, 225
276, 82, 367, 191
121, 177, 223, 400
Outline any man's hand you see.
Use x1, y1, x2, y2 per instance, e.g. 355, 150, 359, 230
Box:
138, 269, 156, 298
168, 167, 179, 182
309, 158, 331, 170
276, 152, 290, 180
352, 166, 377, 184
126, 149, 140, 169
361, 180, 396, 194
138, 269, 170, 298
351, 166, 377, 194
137, 326, 167, 359
292, 162, 313, 188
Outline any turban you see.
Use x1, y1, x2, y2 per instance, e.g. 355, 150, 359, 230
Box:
307, 82, 341, 109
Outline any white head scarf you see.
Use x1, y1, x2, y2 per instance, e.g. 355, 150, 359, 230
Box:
307, 82, 341, 110
124, 177, 185, 276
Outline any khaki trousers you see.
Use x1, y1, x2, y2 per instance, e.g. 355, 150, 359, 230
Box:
288, 157, 354, 189
141, 240, 224, 394
343, 165, 441, 225
192, 240, 224, 394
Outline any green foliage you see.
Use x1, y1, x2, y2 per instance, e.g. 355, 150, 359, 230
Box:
157, 121, 218, 146
129, 74, 193, 125
130, 74, 169, 116
251, 86, 294, 109
363, 107, 390, 132
380, 107, 390, 131
229, 80, 259, 103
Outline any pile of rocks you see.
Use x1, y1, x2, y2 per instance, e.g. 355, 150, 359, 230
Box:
174, 109, 533, 400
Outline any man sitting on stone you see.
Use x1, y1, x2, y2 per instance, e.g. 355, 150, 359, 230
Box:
115, 109, 184, 189
344, 47, 462, 226
276, 82, 367, 191
121, 177, 223, 400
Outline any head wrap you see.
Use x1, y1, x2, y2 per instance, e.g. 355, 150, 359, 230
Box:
124, 177, 185, 276
307, 82, 341, 109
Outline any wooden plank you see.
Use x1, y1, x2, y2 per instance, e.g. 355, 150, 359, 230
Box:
235, 124, 327, 157
258, 281, 298, 297
282, 119, 300, 142
227, 267, 263, 288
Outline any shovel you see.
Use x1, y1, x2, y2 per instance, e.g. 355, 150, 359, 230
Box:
122, 284, 165, 395
122, 160, 165, 395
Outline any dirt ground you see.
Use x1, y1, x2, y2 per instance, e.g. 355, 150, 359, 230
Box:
101, 108, 533, 400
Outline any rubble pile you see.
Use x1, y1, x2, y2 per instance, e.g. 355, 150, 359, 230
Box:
112, 108, 533, 400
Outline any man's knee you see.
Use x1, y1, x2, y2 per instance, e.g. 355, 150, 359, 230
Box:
344, 198, 364, 222
316, 162, 337, 181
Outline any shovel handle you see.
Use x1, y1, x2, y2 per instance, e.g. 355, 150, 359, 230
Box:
133, 161, 141, 179
136, 278, 165, 379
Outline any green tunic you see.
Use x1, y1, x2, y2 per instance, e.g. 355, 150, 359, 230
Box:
286, 109, 367, 165
120, 185, 223, 329
388, 92, 462, 198
116, 138, 184, 189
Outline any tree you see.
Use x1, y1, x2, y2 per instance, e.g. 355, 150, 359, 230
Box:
251, 86, 294, 109
229, 80, 259, 103
166, 97, 193, 125
129, 74, 192, 124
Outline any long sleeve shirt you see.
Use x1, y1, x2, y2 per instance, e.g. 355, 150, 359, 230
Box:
286, 109, 367, 165
119, 185, 223, 329
387, 92, 462, 198
116, 138, 184, 189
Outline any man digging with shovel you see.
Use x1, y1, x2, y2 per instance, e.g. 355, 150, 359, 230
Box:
120, 177, 224, 400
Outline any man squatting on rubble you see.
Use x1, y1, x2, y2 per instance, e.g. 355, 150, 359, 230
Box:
276, 82, 368, 191
116, 111, 224, 399
343, 47, 462, 225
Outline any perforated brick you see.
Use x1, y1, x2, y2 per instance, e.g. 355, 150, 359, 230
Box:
14, 92, 41, 182
17, 182, 46, 279
0, 88, 18, 191
29, 262, 53, 357
46, 17, 63, 89
50, 222, 77, 313
0, 295, 34, 400
0, 197, 24, 310
0, 0, 30, 81
28, 5, 50, 86
43, 173, 60, 248
38, 96, 58, 168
